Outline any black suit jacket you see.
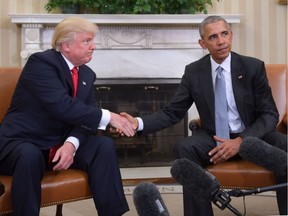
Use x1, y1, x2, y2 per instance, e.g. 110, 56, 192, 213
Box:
141, 52, 279, 138
0, 49, 102, 160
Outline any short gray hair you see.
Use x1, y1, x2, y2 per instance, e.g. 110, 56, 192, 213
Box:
199, 16, 230, 39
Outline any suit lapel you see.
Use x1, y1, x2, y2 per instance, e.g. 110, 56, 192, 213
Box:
230, 53, 246, 119
55, 52, 74, 96
76, 67, 85, 98
199, 57, 215, 118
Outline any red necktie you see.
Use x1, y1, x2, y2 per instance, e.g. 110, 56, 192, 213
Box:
48, 67, 79, 168
71, 67, 78, 97
48, 143, 61, 168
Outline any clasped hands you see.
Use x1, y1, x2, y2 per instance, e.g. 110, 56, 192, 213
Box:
109, 112, 138, 137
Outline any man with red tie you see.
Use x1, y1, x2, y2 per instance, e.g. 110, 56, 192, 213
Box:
0, 17, 134, 216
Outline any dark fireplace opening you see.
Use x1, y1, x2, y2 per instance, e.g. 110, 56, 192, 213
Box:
94, 78, 188, 168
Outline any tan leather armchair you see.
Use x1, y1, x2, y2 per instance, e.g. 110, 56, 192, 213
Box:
189, 64, 287, 189
0, 67, 92, 215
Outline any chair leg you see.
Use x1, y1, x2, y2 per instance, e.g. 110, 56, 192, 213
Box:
55, 204, 63, 216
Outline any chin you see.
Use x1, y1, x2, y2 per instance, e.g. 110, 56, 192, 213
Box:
85, 57, 93, 63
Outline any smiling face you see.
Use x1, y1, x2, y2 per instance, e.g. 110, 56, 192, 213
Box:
198, 20, 233, 64
61, 31, 96, 67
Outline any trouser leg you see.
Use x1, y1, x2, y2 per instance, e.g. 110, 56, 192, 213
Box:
263, 131, 287, 215
0, 143, 45, 216
72, 135, 129, 216
174, 131, 215, 216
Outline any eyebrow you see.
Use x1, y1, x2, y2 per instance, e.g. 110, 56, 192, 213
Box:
208, 31, 229, 39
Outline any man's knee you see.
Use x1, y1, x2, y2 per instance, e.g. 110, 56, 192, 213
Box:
85, 136, 116, 157
15, 144, 44, 167
174, 139, 191, 159
173, 135, 214, 165
263, 131, 287, 152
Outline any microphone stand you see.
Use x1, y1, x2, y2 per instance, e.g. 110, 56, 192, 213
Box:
210, 182, 287, 216
228, 182, 288, 197
212, 189, 242, 216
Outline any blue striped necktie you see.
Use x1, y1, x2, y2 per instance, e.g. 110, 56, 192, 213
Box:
214, 66, 229, 145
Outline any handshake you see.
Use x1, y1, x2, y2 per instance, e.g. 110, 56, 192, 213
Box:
109, 112, 138, 137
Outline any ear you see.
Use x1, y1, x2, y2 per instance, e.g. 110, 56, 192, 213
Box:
198, 39, 206, 49
61, 42, 70, 52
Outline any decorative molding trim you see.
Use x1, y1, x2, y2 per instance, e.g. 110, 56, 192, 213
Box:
9, 14, 243, 25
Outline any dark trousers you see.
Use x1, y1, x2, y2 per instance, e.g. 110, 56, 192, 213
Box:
0, 136, 129, 216
173, 130, 287, 216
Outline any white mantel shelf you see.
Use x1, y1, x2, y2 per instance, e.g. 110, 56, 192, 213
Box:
10, 14, 242, 25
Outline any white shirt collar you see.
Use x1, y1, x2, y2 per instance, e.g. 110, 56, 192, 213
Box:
61, 53, 75, 71
210, 53, 231, 73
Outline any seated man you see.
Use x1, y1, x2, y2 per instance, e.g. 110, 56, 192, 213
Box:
0, 17, 134, 216
122, 15, 287, 216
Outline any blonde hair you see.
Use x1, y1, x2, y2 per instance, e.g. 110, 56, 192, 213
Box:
52, 17, 98, 51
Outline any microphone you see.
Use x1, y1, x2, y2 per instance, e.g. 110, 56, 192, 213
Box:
170, 158, 242, 216
133, 182, 170, 216
239, 136, 287, 176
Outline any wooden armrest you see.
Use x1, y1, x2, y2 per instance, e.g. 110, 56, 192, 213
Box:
189, 118, 201, 133
282, 113, 287, 127
277, 113, 287, 135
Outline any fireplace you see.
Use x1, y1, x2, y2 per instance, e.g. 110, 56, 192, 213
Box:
94, 78, 188, 167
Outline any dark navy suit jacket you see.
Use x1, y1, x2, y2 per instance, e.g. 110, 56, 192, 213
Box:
141, 52, 279, 139
0, 49, 102, 161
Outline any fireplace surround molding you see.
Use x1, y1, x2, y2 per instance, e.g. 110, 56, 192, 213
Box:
9, 14, 242, 79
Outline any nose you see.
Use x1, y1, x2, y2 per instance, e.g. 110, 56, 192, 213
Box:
217, 36, 225, 45
90, 42, 96, 50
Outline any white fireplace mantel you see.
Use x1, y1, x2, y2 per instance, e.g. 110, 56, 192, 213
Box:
9, 14, 242, 78
10, 14, 241, 25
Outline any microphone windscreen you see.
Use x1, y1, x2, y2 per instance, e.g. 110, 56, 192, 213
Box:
133, 182, 170, 216
170, 158, 220, 201
239, 136, 287, 176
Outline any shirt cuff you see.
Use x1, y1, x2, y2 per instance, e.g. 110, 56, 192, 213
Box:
98, 109, 110, 130
136, 117, 144, 131
66, 136, 80, 152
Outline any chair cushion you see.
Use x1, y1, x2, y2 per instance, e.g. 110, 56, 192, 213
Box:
206, 160, 276, 189
0, 169, 92, 213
